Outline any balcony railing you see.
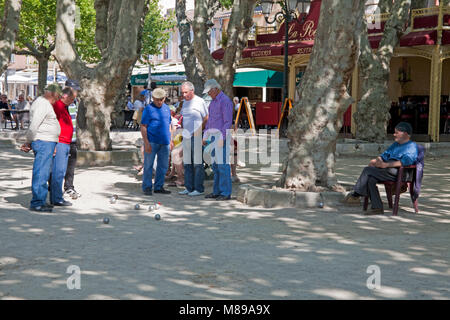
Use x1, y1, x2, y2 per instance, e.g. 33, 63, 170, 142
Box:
410, 5, 450, 31
363, 5, 450, 33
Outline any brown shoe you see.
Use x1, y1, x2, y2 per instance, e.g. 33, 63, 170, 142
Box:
342, 193, 361, 206
400, 184, 407, 194
391, 184, 408, 194
364, 208, 384, 215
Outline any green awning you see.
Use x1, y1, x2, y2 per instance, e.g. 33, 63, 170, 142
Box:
131, 70, 284, 88
233, 70, 283, 88
130, 73, 149, 86
130, 72, 186, 86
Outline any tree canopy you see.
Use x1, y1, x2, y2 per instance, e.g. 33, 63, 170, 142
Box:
140, 0, 176, 61
14, 0, 99, 62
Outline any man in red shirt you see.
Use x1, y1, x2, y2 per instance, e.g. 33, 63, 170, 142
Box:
50, 86, 76, 206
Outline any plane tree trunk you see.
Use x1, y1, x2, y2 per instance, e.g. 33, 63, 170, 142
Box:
278, 0, 365, 191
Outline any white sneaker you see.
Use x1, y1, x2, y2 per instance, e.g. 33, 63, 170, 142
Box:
188, 190, 204, 196
178, 189, 190, 195
237, 160, 246, 167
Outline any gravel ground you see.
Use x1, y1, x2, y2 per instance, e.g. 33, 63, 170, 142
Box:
0, 136, 449, 300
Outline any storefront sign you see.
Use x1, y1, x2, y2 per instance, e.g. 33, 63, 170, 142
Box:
255, 0, 321, 46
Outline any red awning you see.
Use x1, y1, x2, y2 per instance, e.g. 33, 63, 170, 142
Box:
212, 48, 225, 60
243, 44, 283, 58
442, 30, 450, 45
211, 44, 284, 60
213, 29, 439, 60
369, 35, 383, 49
287, 41, 314, 56
367, 21, 386, 35
412, 15, 438, 29
369, 30, 437, 49
399, 30, 437, 46
211, 42, 314, 60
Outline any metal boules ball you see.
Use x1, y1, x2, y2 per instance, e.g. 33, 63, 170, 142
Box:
113, 194, 119, 200
110, 197, 117, 204
154, 213, 161, 221
148, 204, 156, 212
134, 204, 140, 210
103, 217, 110, 224
318, 202, 324, 208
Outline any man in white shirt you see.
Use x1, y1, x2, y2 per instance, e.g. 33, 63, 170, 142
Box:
20, 84, 62, 212
132, 91, 146, 127
16, 94, 30, 130
178, 81, 209, 197
126, 96, 134, 110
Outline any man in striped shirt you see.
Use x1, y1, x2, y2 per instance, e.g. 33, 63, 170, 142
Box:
63, 79, 82, 199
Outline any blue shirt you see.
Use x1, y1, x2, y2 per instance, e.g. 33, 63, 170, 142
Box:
381, 141, 418, 166
141, 102, 171, 145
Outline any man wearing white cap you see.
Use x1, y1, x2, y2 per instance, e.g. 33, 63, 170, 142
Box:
202, 79, 234, 201
140, 88, 172, 195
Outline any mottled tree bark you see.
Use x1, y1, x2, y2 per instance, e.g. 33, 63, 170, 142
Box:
55, 0, 147, 151
192, 0, 257, 99
354, 0, 411, 143
378, 0, 393, 13
175, 0, 210, 95
0, 0, 22, 75
278, 0, 365, 191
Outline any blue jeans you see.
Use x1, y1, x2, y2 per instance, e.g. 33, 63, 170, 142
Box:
211, 143, 232, 197
30, 140, 56, 208
142, 143, 170, 191
183, 136, 204, 193
50, 142, 70, 204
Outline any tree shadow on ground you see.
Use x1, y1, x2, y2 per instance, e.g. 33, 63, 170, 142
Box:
1, 145, 449, 299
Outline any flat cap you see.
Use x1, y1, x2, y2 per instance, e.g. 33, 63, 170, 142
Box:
152, 88, 167, 99
45, 83, 62, 95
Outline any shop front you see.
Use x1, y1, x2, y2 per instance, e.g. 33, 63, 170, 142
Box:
232, 68, 283, 127
362, 4, 450, 141
213, 0, 450, 141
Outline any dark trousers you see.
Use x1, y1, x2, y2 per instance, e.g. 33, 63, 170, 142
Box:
64, 142, 77, 191
354, 166, 398, 209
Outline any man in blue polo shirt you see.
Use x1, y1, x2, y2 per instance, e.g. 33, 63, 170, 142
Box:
343, 122, 418, 215
140, 88, 172, 195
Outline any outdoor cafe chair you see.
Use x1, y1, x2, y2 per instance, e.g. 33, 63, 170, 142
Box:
363, 144, 425, 216
122, 110, 135, 129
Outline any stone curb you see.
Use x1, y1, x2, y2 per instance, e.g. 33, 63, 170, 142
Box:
77, 149, 140, 167
237, 184, 346, 208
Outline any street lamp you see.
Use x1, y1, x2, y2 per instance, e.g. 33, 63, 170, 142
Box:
261, 0, 311, 103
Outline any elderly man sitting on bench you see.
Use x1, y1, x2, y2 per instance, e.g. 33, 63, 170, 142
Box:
343, 122, 418, 215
